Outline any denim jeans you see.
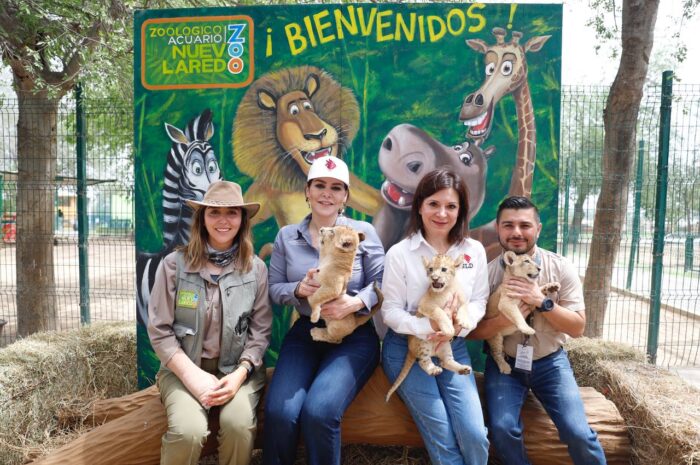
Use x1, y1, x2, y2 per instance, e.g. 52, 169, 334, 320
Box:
382, 330, 489, 465
484, 348, 607, 465
262, 316, 380, 465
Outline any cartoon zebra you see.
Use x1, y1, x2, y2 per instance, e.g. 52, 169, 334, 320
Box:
136, 109, 222, 327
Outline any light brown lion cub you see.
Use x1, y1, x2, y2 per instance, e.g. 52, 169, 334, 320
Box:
386, 254, 472, 401
308, 225, 382, 344
486, 250, 560, 374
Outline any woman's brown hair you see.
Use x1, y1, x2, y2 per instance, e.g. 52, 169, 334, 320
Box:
406, 168, 470, 246
182, 207, 255, 273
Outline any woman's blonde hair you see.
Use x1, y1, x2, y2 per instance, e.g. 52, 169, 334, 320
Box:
181, 206, 255, 273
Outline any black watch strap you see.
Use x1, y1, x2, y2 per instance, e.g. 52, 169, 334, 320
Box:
238, 360, 254, 381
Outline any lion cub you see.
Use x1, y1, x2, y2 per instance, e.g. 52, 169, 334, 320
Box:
308, 225, 382, 344
486, 251, 560, 374
386, 254, 472, 401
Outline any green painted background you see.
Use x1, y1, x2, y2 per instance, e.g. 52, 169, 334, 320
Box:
135, 3, 563, 387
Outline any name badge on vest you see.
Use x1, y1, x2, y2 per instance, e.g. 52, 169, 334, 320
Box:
177, 290, 199, 309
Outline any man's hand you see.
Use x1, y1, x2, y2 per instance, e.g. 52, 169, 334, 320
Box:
503, 277, 545, 307
320, 294, 364, 320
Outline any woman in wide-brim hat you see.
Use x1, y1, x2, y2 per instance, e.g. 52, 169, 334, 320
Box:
148, 180, 272, 465
263, 157, 385, 465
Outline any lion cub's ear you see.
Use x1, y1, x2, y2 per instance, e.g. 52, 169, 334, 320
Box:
357, 232, 365, 242
452, 256, 463, 269
503, 251, 517, 265
421, 256, 431, 270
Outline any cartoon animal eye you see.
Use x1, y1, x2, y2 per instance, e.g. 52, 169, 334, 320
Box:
207, 159, 218, 174
485, 62, 496, 76
459, 152, 473, 166
289, 104, 300, 115
501, 61, 513, 76
190, 159, 204, 176
303, 101, 313, 111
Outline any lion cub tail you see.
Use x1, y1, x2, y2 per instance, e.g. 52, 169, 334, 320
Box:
354, 281, 383, 326
386, 355, 413, 402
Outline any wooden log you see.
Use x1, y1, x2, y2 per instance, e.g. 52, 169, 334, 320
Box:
32, 367, 630, 465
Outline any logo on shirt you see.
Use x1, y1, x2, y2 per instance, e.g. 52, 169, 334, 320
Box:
177, 290, 199, 309
462, 254, 474, 269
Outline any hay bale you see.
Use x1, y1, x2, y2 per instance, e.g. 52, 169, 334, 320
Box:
598, 361, 700, 465
565, 336, 646, 388
0, 322, 136, 465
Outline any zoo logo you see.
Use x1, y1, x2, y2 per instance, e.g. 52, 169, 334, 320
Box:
227, 23, 247, 75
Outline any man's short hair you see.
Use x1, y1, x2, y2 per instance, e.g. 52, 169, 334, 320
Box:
496, 196, 540, 223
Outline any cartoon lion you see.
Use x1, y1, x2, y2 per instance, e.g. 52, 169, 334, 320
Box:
233, 65, 383, 228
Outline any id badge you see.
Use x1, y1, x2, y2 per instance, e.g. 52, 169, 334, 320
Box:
514, 344, 534, 373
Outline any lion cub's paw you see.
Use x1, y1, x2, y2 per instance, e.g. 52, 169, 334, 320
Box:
427, 366, 443, 376
521, 326, 536, 336
541, 282, 560, 294
458, 365, 472, 375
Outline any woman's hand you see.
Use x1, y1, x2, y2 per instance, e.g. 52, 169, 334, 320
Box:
295, 268, 321, 298
320, 294, 364, 320
183, 369, 220, 406
200, 368, 247, 407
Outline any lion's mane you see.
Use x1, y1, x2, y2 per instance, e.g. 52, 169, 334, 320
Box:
233, 65, 360, 192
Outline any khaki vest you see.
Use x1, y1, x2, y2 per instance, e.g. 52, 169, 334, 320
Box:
166, 252, 257, 374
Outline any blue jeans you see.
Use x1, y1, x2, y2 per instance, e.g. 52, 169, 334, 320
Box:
382, 330, 489, 465
262, 316, 380, 465
484, 349, 607, 465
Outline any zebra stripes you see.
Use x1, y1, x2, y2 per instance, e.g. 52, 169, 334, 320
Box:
136, 109, 222, 327
161, 108, 221, 248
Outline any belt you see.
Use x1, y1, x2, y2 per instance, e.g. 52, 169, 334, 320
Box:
200, 357, 219, 373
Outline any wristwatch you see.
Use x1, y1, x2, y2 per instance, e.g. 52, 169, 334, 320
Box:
237, 359, 254, 381
536, 297, 555, 312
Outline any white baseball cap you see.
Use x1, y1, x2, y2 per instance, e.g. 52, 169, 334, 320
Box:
307, 156, 350, 186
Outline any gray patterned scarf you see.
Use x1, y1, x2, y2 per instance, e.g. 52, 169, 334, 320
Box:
207, 243, 238, 268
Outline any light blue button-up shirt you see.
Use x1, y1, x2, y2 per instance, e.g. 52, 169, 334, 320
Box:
268, 214, 385, 317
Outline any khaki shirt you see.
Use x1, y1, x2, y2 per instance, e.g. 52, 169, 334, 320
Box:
488, 247, 584, 360
148, 251, 271, 369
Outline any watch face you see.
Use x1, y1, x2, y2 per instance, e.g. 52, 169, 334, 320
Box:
542, 298, 554, 311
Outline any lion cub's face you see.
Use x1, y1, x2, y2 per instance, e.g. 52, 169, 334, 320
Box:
421, 254, 463, 293
319, 225, 364, 254
503, 250, 540, 279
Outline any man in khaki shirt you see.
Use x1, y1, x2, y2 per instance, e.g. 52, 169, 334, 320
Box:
470, 196, 606, 465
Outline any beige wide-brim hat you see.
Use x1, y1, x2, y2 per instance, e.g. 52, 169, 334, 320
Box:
186, 181, 260, 219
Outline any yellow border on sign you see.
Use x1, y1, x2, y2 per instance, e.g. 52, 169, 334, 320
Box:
141, 15, 255, 91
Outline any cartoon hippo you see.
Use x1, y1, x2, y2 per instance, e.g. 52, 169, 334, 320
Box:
372, 123, 494, 251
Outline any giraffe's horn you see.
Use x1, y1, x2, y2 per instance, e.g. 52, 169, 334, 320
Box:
511, 31, 523, 44
492, 27, 506, 44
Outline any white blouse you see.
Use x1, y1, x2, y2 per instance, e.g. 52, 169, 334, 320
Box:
379, 231, 489, 340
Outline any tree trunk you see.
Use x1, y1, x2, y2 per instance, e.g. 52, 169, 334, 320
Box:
583, 0, 660, 337
16, 92, 59, 336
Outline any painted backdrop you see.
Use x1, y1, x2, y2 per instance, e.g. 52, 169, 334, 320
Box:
134, 3, 563, 387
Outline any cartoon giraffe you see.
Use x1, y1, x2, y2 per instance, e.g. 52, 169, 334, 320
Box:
459, 27, 550, 259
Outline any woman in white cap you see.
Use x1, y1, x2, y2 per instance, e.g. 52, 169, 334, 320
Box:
263, 156, 385, 465
148, 180, 272, 465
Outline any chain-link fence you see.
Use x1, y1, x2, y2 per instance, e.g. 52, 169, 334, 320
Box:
1, 83, 699, 368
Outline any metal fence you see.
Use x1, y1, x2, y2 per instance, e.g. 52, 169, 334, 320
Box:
0, 82, 699, 368
560, 80, 700, 368
0, 93, 135, 343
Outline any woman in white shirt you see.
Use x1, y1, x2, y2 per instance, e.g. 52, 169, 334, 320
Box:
381, 168, 489, 465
